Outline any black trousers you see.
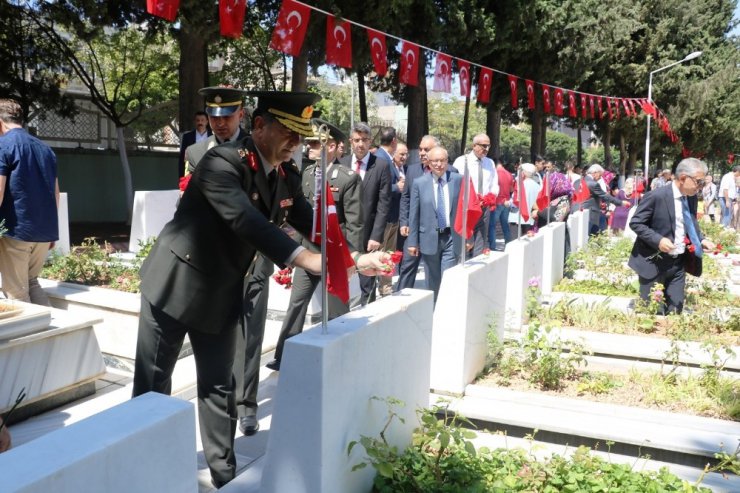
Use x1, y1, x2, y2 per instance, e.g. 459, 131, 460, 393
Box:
394, 247, 422, 292
273, 267, 348, 362
638, 255, 686, 314
133, 296, 237, 486
234, 255, 272, 419
358, 272, 377, 305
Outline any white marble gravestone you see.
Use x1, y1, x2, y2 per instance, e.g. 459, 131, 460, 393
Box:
261, 289, 434, 493
128, 190, 180, 253
430, 252, 509, 395
540, 222, 566, 296
504, 233, 545, 330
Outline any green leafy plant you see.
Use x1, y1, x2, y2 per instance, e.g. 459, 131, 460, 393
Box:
349, 398, 715, 492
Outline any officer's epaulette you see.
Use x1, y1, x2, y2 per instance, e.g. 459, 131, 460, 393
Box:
237, 147, 259, 172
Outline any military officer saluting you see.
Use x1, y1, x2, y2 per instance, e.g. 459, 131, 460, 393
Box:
132, 91, 388, 489
265, 120, 362, 372
183, 86, 249, 175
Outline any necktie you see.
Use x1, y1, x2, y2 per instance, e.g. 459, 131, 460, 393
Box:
268, 169, 277, 194
477, 159, 484, 194
355, 159, 362, 175
436, 176, 447, 229
681, 196, 702, 257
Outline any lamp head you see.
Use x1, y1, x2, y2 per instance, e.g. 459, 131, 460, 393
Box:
683, 51, 702, 62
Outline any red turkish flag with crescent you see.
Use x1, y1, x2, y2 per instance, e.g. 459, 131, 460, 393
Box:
512, 172, 530, 222
454, 178, 483, 240
580, 93, 587, 118
270, 0, 311, 56
597, 96, 604, 119
326, 16, 352, 68
477, 67, 493, 104
525, 80, 535, 109
542, 85, 551, 113
508, 75, 518, 108
621, 98, 631, 117
311, 181, 355, 304
554, 88, 564, 116
569, 91, 578, 118
589, 96, 596, 118
400, 42, 419, 86
433, 53, 452, 93
219, 0, 246, 38
367, 29, 387, 76
146, 0, 179, 22
458, 60, 471, 98
639, 99, 656, 118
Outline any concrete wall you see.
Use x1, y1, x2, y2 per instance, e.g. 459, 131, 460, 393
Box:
261, 289, 434, 493
0, 392, 197, 493
430, 252, 509, 395
56, 149, 177, 223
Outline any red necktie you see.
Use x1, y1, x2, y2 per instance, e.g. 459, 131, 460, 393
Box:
355, 160, 362, 174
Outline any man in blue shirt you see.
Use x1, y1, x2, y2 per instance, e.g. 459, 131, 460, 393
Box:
0, 99, 59, 305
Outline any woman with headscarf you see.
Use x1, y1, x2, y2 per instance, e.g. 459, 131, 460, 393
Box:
610, 177, 637, 233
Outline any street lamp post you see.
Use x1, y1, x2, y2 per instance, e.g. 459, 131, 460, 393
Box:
643, 51, 702, 183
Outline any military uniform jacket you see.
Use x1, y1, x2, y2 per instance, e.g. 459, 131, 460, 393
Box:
140, 137, 313, 334
184, 128, 248, 175
301, 160, 363, 253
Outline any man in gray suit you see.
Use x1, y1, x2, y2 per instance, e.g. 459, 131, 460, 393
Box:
183, 86, 248, 175
406, 146, 463, 303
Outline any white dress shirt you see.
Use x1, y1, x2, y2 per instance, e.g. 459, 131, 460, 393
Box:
452, 152, 499, 197
671, 182, 686, 256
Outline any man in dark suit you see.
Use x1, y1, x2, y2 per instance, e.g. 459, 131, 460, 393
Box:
378, 137, 405, 296
628, 158, 715, 314
341, 122, 392, 305
582, 164, 630, 235
178, 111, 211, 177
264, 119, 361, 371
395, 135, 439, 292
407, 146, 463, 303
183, 87, 249, 175
132, 91, 386, 488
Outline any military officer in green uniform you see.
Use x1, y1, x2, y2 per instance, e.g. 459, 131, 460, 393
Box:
132, 91, 387, 488
183, 86, 249, 175
264, 120, 362, 374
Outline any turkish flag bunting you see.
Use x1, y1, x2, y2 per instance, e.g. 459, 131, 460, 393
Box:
367, 29, 387, 76
512, 172, 530, 222
554, 88, 564, 116
508, 75, 518, 108
525, 79, 535, 109
270, 0, 310, 57
568, 91, 578, 118
400, 42, 420, 86
681, 146, 691, 158
454, 177, 483, 240
542, 85, 551, 114
477, 67, 493, 104
326, 16, 352, 68
219, 0, 246, 38
606, 98, 613, 119
589, 96, 596, 118
572, 177, 591, 205
311, 181, 355, 304
433, 53, 452, 93
536, 173, 550, 211
597, 96, 604, 119
458, 60, 471, 98
580, 94, 588, 119
621, 98, 631, 117
628, 99, 637, 117
613, 98, 621, 118
146, 0, 179, 22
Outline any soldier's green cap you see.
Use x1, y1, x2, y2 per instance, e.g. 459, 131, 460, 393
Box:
305, 119, 346, 143
198, 86, 247, 117
246, 91, 321, 137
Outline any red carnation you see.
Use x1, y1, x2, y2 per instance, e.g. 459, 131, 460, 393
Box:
272, 267, 293, 289
390, 250, 403, 264
480, 193, 497, 209
178, 174, 192, 192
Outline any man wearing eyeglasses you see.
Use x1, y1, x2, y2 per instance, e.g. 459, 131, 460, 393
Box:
452, 134, 499, 256
628, 158, 715, 315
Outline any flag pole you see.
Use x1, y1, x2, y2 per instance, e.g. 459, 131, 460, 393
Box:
517, 160, 522, 240
318, 124, 329, 334
461, 154, 470, 263
546, 170, 551, 227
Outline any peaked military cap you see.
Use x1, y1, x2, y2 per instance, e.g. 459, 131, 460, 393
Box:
305, 118, 346, 143
198, 86, 246, 117
246, 91, 321, 137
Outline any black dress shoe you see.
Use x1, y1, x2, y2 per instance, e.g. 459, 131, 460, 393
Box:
265, 359, 281, 371
239, 415, 259, 436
